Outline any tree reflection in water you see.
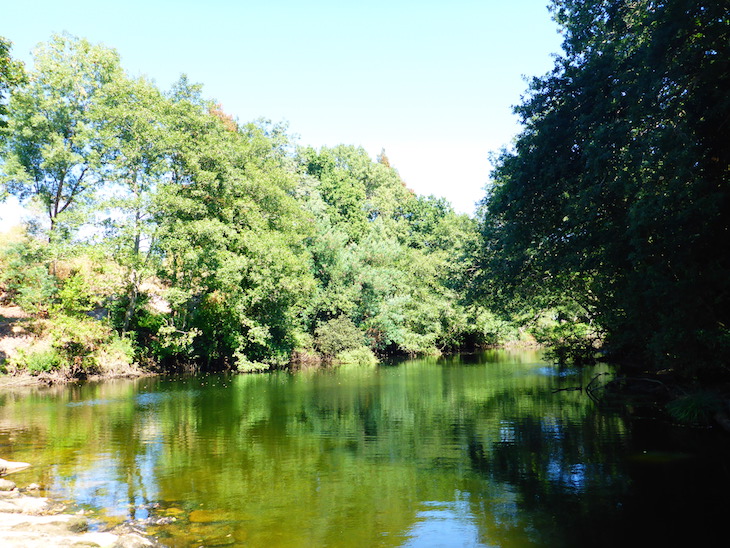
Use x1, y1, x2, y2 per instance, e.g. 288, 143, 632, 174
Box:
1, 352, 729, 546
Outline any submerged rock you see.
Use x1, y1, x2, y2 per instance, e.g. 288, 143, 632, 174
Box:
188, 508, 224, 523
0, 484, 160, 547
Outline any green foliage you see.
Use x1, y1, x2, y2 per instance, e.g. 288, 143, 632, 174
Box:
21, 348, 61, 374
235, 354, 271, 373
0, 239, 52, 302
104, 334, 136, 364
0, 36, 26, 143
666, 392, 721, 426
50, 314, 109, 377
531, 309, 601, 365
478, 0, 730, 375
0, 32, 513, 377
315, 316, 366, 358
152, 100, 314, 369
15, 265, 57, 316
336, 347, 378, 367
56, 273, 94, 315
1, 33, 124, 235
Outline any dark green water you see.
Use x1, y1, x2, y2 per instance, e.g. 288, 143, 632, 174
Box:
2, 350, 729, 547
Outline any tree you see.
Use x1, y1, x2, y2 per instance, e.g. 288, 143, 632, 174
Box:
154, 84, 314, 370
479, 0, 730, 374
299, 145, 491, 356
1, 34, 122, 235
97, 75, 170, 331
0, 36, 26, 140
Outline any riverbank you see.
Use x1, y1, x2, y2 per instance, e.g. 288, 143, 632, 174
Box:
0, 477, 159, 548
0, 303, 157, 387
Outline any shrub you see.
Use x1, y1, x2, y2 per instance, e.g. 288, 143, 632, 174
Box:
234, 350, 271, 373
314, 315, 366, 358
22, 348, 61, 375
531, 310, 602, 365
666, 392, 722, 425
16, 266, 57, 316
96, 334, 138, 375
336, 346, 378, 366
56, 272, 94, 315
0, 240, 56, 314
51, 315, 110, 377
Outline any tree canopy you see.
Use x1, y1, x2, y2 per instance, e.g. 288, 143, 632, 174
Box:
478, 0, 730, 376
1, 34, 503, 377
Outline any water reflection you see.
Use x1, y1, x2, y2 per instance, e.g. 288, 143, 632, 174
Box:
404, 496, 485, 548
1, 352, 729, 546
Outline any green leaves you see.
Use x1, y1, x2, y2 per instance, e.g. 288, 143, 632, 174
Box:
2, 34, 123, 233
0, 36, 26, 144
479, 0, 730, 373
1, 32, 500, 372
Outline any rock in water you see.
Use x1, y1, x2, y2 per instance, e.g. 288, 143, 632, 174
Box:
0, 458, 31, 476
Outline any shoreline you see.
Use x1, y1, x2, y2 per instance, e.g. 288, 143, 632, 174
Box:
0, 476, 160, 548
0, 369, 158, 390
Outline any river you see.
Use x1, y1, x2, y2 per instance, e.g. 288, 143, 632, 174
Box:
1, 350, 729, 546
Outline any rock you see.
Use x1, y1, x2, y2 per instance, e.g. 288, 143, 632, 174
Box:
0, 458, 31, 476
26, 483, 42, 491
112, 532, 156, 547
188, 509, 223, 523
0, 479, 17, 491
66, 516, 90, 533
0, 502, 144, 548
0, 495, 50, 514
0, 500, 21, 513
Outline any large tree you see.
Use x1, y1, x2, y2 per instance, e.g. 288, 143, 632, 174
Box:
1, 34, 123, 234
153, 82, 315, 370
479, 0, 729, 375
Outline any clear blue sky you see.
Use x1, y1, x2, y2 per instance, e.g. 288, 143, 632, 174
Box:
1, 0, 562, 226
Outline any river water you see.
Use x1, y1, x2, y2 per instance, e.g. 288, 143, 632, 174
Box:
1, 350, 729, 547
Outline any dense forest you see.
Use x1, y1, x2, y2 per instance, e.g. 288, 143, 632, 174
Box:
1, 0, 728, 391
477, 0, 729, 382
0, 33, 510, 375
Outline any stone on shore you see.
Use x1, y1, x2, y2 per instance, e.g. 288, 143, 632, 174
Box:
0, 488, 158, 547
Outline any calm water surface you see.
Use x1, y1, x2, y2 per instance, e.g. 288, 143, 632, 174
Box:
2, 350, 729, 547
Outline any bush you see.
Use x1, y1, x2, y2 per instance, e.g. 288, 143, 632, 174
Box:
16, 266, 57, 316
666, 392, 721, 425
50, 314, 110, 377
336, 346, 378, 366
531, 309, 602, 365
234, 350, 271, 373
314, 316, 366, 358
96, 334, 138, 375
56, 272, 94, 315
0, 240, 56, 314
21, 348, 61, 375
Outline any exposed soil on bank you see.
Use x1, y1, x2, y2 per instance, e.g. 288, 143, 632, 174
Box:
0, 304, 155, 387
0, 305, 35, 368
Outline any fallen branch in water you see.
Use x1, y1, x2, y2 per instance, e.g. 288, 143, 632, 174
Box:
552, 386, 582, 393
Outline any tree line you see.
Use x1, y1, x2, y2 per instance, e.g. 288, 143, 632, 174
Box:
2, 0, 727, 385
0, 34, 508, 375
